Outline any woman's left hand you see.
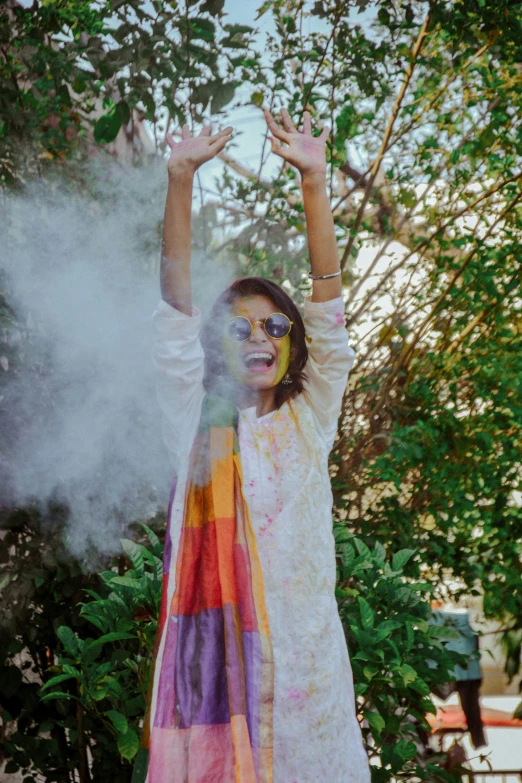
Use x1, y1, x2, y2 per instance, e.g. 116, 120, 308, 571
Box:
263, 107, 329, 179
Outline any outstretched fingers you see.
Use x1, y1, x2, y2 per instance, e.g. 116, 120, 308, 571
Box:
263, 109, 291, 143
210, 133, 233, 154
280, 107, 297, 133
319, 125, 330, 141
208, 126, 233, 146
269, 136, 291, 162
302, 110, 312, 135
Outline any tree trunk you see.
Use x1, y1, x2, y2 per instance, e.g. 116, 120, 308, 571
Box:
76, 701, 91, 783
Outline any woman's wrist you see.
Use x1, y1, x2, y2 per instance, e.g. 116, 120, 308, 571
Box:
168, 162, 196, 182
301, 170, 327, 189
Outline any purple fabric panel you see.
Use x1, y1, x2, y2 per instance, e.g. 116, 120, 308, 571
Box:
175, 609, 230, 728
163, 477, 177, 575
154, 616, 178, 729
243, 631, 262, 749
223, 603, 247, 718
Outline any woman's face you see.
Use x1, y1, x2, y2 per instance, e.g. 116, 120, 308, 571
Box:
222, 295, 291, 391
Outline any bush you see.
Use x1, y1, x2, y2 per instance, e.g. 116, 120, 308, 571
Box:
39, 527, 162, 780
0, 515, 162, 782
335, 530, 464, 782
11, 527, 462, 781
1, 506, 462, 780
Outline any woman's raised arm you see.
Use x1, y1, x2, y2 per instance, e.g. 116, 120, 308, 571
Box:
161, 123, 233, 315
263, 108, 341, 303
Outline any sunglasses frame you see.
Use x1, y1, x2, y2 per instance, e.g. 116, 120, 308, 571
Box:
225, 312, 294, 342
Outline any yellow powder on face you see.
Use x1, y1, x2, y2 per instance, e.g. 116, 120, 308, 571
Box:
222, 333, 290, 387
273, 334, 290, 385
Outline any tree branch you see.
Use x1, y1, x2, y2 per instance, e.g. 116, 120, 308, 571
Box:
339, 13, 431, 271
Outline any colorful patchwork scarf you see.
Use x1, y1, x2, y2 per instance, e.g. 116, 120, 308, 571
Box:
133, 395, 274, 783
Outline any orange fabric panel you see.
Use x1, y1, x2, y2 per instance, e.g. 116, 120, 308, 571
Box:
214, 513, 238, 605
231, 714, 257, 782
210, 428, 235, 519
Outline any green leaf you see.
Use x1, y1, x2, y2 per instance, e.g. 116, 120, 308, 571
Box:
80, 612, 108, 633
0, 573, 10, 592
106, 709, 128, 735
40, 673, 77, 692
121, 539, 145, 575
189, 17, 216, 41
86, 631, 135, 649
394, 738, 417, 761
62, 663, 82, 677
374, 619, 402, 641
335, 586, 359, 599
340, 542, 355, 568
373, 541, 386, 562
40, 690, 76, 702
116, 100, 130, 126
57, 626, 80, 656
117, 727, 139, 760
354, 538, 371, 558
223, 23, 254, 34
357, 596, 374, 629
399, 187, 416, 209
420, 696, 437, 715
429, 625, 459, 640
391, 549, 415, 572
405, 622, 415, 651
409, 677, 430, 696
398, 663, 417, 685
94, 110, 122, 144
110, 576, 142, 589
142, 524, 162, 556
132, 748, 150, 779
364, 710, 385, 733
200, 0, 225, 13
210, 82, 236, 114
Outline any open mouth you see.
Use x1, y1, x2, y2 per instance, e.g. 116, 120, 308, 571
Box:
243, 351, 276, 372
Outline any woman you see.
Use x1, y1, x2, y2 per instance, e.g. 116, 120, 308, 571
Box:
139, 109, 370, 783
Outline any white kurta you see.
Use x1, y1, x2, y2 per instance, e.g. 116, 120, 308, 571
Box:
151, 295, 370, 783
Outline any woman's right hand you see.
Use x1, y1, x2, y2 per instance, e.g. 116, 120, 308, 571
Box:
166, 122, 233, 176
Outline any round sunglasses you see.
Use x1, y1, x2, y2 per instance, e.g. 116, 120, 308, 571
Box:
226, 312, 293, 342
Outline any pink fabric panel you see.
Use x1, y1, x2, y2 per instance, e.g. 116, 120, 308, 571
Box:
149, 724, 236, 782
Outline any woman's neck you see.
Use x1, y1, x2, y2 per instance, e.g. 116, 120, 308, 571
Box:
235, 386, 277, 418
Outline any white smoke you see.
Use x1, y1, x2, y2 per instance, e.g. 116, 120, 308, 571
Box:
1, 158, 233, 561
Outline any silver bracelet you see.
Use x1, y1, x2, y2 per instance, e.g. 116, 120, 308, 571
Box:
308, 269, 342, 280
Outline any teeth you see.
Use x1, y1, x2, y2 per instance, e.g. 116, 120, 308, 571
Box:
246, 352, 273, 360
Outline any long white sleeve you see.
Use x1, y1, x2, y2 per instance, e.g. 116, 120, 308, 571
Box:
151, 299, 205, 470
302, 296, 355, 451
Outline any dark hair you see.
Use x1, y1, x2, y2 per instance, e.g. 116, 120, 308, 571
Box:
200, 277, 308, 409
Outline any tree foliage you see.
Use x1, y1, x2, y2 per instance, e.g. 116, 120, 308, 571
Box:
2, 0, 522, 779
0, 0, 257, 184
1, 519, 462, 780
335, 531, 464, 781
0, 511, 163, 781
